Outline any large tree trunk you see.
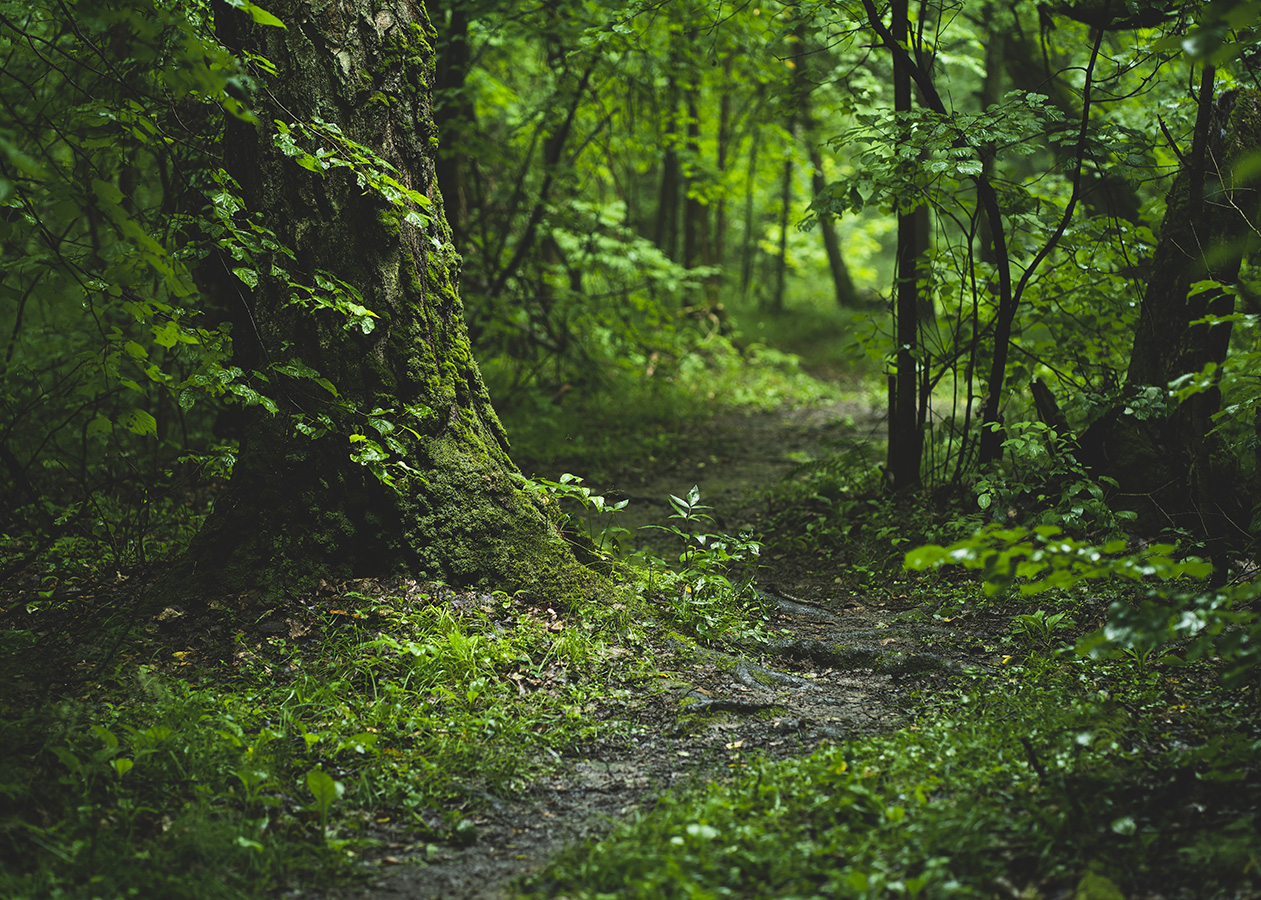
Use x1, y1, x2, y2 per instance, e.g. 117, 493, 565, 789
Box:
165, 0, 592, 601
1087, 87, 1261, 564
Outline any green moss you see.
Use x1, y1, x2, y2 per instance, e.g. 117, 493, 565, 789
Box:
376, 207, 402, 241
158, 0, 597, 609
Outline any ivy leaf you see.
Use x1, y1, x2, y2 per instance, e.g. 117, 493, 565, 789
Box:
225, 0, 287, 28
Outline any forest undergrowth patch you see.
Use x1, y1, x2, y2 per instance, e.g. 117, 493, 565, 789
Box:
0, 574, 672, 900
3, 398, 1259, 900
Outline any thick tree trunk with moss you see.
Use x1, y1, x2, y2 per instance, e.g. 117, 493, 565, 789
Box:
1087, 88, 1261, 560
166, 0, 592, 600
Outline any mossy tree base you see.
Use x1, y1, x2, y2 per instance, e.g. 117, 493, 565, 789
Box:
161, 0, 596, 603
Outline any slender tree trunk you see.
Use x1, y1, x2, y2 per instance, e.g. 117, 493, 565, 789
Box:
888, 0, 923, 490
683, 87, 710, 281
809, 141, 858, 308
655, 47, 682, 261
165, 0, 592, 601
770, 127, 793, 313
426, 0, 473, 247
713, 58, 732, 305
801, 74, 857, 307
740, 126, 761, 301
976, 22, 1004, 264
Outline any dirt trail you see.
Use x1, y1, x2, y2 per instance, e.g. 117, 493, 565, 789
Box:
332, 399, 1000, 900
601, 397, 885, 541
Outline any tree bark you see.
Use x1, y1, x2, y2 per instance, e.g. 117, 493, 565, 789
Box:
887, 0, 923, 490
1091, 87, 1261, 561
165, 0, 592, 601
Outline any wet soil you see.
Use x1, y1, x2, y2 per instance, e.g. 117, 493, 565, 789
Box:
329, 399, 1005, 900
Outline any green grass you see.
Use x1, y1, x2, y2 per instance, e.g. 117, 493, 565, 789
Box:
525, 653, 1260, 900
0, 493, 784, 900
0, 584, 660, 899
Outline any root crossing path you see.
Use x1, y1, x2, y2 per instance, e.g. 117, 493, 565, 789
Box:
332, 400, 1000, 900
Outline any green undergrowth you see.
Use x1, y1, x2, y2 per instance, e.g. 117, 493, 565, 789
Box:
525, 653, 1260, 900
729, 302, 886, 382
0, 477, 780, 900
0, 581, 665, 900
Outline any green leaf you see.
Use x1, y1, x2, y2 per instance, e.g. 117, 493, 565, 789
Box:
243, 1, 286, 28
91, 178, 124, 207
306, 768, 343, 817
153, 320, 180, 349
904, 545, 947, 570
119, 409, 157, 437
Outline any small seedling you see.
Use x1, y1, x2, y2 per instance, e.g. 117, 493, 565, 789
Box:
515, 472, 630, 554
1011, 609, 1076, 648
306, 767, 344, 835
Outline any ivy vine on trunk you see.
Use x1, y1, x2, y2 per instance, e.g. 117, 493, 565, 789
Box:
162, 0, 595, 603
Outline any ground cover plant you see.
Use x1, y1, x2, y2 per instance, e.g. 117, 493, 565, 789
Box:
526, 526, 1261, 900
526, 648, 1260, 900
0, 577, 659, 899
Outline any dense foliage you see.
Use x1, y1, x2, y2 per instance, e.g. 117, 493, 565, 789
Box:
3, 0, 1260, 897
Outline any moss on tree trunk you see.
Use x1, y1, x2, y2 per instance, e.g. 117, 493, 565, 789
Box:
164, 0, 595, 601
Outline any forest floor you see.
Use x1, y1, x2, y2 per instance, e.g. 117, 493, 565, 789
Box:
327, 398, 1010, 900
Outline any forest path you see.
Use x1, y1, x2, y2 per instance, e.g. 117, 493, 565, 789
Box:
584, 395, 887, 548
332, 398, 1004, 900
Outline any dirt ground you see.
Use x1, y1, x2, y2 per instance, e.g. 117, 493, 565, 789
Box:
325, 399, 1004, 900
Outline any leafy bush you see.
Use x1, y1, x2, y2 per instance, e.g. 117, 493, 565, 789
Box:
906, 525, 1261, 685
